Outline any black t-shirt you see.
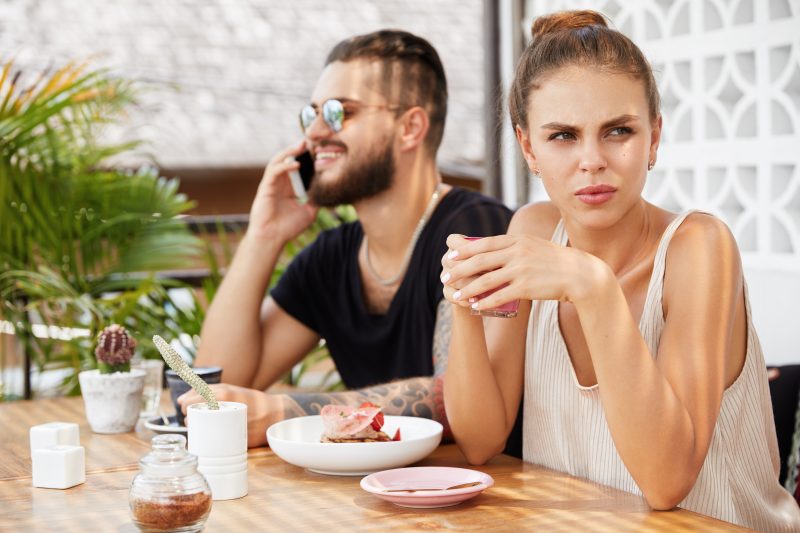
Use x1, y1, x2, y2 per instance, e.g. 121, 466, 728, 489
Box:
270, 187, 512, 389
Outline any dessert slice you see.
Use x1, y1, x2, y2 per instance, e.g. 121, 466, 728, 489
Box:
320, 402, 400, 442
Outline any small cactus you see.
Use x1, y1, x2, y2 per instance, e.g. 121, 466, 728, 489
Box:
95, 324, 137, 374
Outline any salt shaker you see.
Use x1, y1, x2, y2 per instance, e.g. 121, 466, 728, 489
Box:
30, 421, 84, 489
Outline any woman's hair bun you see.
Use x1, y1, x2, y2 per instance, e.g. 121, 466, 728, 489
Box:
531, 10, 608, 40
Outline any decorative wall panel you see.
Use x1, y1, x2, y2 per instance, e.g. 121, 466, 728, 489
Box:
525, 0, 800, 270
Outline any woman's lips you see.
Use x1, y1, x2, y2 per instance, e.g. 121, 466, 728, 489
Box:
575, 184, 617, 205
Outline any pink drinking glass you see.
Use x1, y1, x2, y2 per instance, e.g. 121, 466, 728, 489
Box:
463, 237, 520, 318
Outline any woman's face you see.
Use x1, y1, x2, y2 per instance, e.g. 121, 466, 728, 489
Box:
517, 65, 661, 229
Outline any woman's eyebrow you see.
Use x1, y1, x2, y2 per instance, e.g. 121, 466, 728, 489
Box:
601, 114, 640, 127
539, 114, 640, 131
540, 121, 576, 131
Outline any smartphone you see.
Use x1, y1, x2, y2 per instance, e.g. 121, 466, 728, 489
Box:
288, 150, 315, 200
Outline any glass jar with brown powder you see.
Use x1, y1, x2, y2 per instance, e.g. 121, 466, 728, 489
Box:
129, 434, 212, 533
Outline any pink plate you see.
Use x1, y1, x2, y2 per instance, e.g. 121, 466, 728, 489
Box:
360, 467, 494, 508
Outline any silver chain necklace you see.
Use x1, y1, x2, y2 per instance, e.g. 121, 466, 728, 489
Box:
363, 183, 443, 286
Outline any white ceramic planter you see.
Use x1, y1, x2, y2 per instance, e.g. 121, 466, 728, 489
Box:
78, 369, 146, 434
188, 401, 248, 500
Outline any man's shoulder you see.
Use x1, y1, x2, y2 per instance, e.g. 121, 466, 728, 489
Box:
294, 220, 362, 262
426, 187, 512, 239
439, 187, 512, 218
315, 219, 362, 243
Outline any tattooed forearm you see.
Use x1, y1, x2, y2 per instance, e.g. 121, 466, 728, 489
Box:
280, 299, 455, 438
283, 377, 436, 417
282, 376, 452, 440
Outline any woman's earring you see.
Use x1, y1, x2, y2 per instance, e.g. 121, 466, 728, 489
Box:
647, 160, 655, 171
532, 167, 542, 178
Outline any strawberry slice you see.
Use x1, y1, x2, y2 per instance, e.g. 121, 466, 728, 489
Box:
392, 428, 401, 441
360, 401, 384, 431
371, 411, 384, 431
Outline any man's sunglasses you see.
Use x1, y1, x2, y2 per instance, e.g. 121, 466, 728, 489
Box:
299, 99, 404, 134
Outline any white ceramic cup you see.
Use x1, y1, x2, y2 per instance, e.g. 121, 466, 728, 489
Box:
195, 452, 247, 467
200, 469, 248, 501
187, 402, 247, 456
187, 401, 248, 500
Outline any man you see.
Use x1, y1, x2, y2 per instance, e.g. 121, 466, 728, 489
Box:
180, 29, 511, 447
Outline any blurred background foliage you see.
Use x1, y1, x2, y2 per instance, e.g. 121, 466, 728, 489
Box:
0, 60, 346, 399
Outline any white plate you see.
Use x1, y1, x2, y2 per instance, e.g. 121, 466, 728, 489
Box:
143, 415, 187, 434
266, 415, 443, 476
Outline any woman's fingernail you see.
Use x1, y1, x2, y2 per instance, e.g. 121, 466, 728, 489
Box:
440, 272, 451, 283
453, 290, 462, 300
471, 302, 479, 310
468, 297, 476, 303
448, 250, 459, 259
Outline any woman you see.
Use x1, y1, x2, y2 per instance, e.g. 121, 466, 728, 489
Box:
440, 10, 800, 531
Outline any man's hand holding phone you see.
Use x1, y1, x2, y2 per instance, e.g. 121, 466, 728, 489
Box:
246, 140, 318, 246
287, 150, 315, 201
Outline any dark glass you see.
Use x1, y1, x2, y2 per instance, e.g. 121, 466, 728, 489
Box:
165, 367, 222, 426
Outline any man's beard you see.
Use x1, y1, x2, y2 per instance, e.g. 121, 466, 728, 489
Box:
308, 140, 395, 207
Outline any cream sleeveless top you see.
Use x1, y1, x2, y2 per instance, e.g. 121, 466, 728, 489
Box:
522, 211, 800, 532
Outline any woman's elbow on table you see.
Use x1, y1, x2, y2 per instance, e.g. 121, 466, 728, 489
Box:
457, 438, 506, 466
641, 481, 693, 511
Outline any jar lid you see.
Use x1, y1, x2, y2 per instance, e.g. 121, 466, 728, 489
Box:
140, 434, 198, 477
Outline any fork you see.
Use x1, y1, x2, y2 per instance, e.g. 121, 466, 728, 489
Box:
382, 481, 483, 493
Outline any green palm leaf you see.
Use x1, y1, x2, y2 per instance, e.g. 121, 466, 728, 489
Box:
0, 59, 203, 397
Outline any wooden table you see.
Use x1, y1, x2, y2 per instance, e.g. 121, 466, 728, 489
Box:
0, 397, 749, 532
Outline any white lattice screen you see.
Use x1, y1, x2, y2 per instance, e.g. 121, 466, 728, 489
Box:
509, 0, 800, 363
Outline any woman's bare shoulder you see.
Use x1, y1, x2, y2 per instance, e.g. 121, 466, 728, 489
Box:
508, 201, 561, 239
663, 212, 743, 309
669, 212, 740, 264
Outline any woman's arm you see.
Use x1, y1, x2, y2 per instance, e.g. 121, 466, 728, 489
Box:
443, 203, 557, 464
574, 213, 744, 509
444, 208, 744, 508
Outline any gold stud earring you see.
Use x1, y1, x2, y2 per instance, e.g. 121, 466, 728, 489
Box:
532, 168, 541, 178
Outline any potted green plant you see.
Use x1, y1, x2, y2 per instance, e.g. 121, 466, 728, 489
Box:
0, 60, 204, 398
79, 324, 145, 433
0, 59, 346, 403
